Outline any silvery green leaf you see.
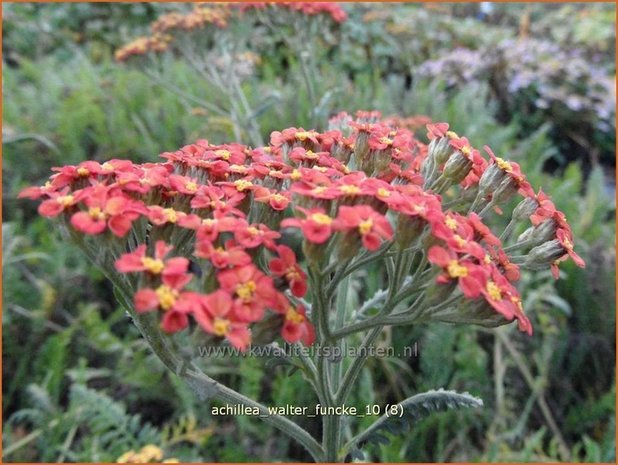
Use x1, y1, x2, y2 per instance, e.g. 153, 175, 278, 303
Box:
348, 389, 483, 453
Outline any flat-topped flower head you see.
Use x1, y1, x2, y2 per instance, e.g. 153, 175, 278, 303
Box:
22, 113, 584, 343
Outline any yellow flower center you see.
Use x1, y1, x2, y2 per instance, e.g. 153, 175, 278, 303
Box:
213, 317, 231, 336
286, 307, 305, 324
290, 169, 302, 181
563, 237, 574, 250
446, 130, 459, 139
305, 150, 319, 159
164, 208, 178, 223
234, 179, 253, 192
77, 167, 90, 177
142, 257, 165, 274
377, 188, 391, 198
101, 162, 114, 172
88, 207, 106, 220
215, 149, 231, 160
359, 219, 374, 235
484, 254, 492, 265
286, 267, 300, 281
185, 181, 198, 192
447, 260, 468, 278
271, 193, 286, 203
379, 136, 394, 145
460, 145, 472, 156
156, 285, 178, 310
311, 186, 327, 195
57, 195, 74, 206
445, 217, 458, 230
236, 280, 257, 301
310, 213, 332, 225
339, 185, 361, 195
295, 131, 315, 141
230, 164, 248, 173
453, 234, 467, 247
486, 281, 502, 301
247, 226, 260, 236
202, 218, 215, 227
495, 157, 512, 171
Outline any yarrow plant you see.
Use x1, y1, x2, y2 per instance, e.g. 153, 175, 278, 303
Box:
21, 111, 584, 461
114, 3, 347, 146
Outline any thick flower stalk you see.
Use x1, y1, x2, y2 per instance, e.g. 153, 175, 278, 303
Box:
21, 111, 584, 461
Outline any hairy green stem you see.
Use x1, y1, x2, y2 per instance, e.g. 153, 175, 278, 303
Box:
73, 233, 324, 462
331, 275, 350, 393
335, 326, 383, 405
326, 241, 393, 295
185, 367, 324, 461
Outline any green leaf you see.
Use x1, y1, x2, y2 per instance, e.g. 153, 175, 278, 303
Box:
347, 389, 483, 456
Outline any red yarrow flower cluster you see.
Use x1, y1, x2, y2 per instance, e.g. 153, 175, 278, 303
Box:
116, 3, 346, 63
238, 2, 347, 23
21, 111, 584, 346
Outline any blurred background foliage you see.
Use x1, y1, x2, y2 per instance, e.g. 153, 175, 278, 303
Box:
3, 2, 615, 462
